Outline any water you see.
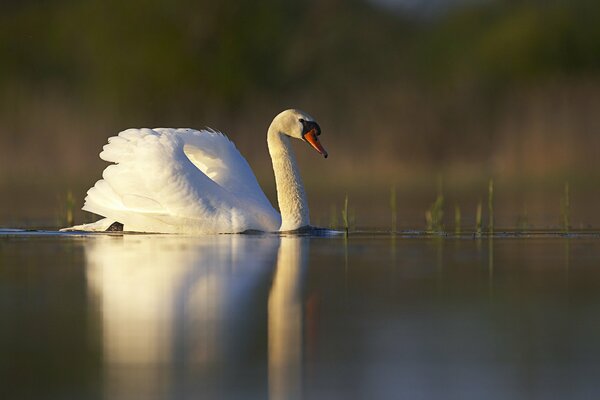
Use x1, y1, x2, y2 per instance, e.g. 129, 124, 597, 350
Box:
1, 230, 600, 399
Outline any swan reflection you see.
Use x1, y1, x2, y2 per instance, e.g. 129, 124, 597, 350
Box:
269, 237, 308, 400
85, 234, 308, 400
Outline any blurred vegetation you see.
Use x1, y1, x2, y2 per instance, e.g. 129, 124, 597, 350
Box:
1, 0, 600, 225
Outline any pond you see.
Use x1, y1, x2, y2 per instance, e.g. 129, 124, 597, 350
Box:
1, 230, 600, 399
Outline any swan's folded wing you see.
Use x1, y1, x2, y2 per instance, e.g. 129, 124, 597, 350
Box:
83, 128, 280, 233
165, 128, 274, 209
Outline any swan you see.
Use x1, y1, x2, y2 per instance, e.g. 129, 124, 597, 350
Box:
63, 109, 328, 234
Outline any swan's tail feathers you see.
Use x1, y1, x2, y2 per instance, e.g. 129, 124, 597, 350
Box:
82, 178, 178, 233
82, 179, 125, 215
60, 218, 117, 232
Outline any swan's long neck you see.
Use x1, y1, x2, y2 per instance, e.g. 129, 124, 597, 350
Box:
267, 126, 310, 231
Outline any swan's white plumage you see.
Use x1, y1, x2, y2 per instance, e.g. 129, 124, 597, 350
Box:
81, 127, 281, 234
62, 109, 325, 234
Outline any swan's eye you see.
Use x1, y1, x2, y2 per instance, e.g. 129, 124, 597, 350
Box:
299, 118, 305, 123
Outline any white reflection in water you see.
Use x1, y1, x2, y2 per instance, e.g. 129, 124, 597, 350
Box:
268, 237, 307, 400
85, 234, 307, 400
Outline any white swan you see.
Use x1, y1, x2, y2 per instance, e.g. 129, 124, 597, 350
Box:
65, 109, 327, 234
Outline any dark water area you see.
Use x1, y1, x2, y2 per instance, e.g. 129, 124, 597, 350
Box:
1, 230, 600, 399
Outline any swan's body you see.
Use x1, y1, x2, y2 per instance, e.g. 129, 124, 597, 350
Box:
65, 109, 327, 234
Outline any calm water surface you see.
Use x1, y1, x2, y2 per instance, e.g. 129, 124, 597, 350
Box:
1, 230, 600, 399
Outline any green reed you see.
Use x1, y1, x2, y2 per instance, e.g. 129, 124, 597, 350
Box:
65, 190, 75, 226
488, 178, 494, 234
390, 185, 397, 233
341, 194, 349, 235
454, 204, 461, 235
561, 181, 570, 234
476, 200, 482, 237
426, 194, 444, 233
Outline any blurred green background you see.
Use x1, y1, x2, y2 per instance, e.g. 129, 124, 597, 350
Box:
1, 0, 600, 229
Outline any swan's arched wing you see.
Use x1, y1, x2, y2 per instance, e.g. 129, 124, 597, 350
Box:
161, 128, 272, 207
82, 128, 280, 233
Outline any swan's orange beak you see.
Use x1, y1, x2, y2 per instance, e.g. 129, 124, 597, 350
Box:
305, 129, 328, 158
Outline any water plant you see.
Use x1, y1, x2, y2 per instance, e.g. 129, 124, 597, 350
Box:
390, 184, 397, 233
475, 200, 482, 237
341, 194, 349, 235
561, 181, 570, 234
488, 178, 494, 234
426, 194, 444, 233
64, 190, 75, 226
454, 204, 461, 235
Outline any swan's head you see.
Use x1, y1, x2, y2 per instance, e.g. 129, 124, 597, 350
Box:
273, 109, 328, 158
